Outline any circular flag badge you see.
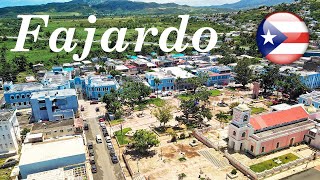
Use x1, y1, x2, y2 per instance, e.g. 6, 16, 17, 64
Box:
256, 12, 309, 64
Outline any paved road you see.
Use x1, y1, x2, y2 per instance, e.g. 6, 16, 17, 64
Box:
282, 168, 320, 180
85, 116, 124, 180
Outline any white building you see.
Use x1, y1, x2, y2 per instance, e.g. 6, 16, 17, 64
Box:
0, 110, 20, 155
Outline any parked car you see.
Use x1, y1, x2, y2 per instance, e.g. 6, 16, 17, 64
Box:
0, 159, 18, 169
111, 156, 119, 164
105, 136, 111, 143
89, 149, 95, 156
109, 149, 116, 156
102, 131, 108, 137
91, 164, 97, 173
90, 101, 99, 105
89, 156, 95, 164
99, 118, 104, 122
107, 142, 113, 150
149, 94, 157, 98
84, 123, 89, 130
87, 142, 93, 149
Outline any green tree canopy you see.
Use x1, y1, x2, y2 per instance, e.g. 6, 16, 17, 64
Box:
132, 129, 160, 153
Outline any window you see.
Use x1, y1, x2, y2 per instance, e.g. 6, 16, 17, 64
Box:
4, 125, 7, 130
16, 95, 20, 99
276, 142, 280, 148
24, 102, 27, 105
261, 147, 265, 153
5, 144, 8, 148
21, 94, 25, 98
242, 132, 246, 138
9, 143, 13, 148
26, 94, 30, 98
0, 126, 2, 130
40, 107, 47, 110
233, 131, 236, 136
10, 95, 14, 100
243, 115, 249, 122
2, 135, 5, 140
7, 134, 10, 139
250, 145, 254, 152
60, 130, 64, 133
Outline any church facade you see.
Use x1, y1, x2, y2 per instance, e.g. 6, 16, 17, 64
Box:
228, 104, 318, 156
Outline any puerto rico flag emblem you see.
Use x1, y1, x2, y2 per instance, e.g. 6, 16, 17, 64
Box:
256, 12, 309, 64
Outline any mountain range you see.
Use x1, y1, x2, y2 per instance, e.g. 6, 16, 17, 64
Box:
0, 0, 296, 17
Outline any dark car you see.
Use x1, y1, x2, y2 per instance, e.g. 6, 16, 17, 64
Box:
89, 149, 95, 156
103, 131, 108, 137
0, 159, 18, 169
87, 142, 93, 149
90, 101, 99, 105
84, 123, 89, 130
16, 112, 22, 116
109, 149, 116, 156
91, 164, 97, 173
111, 156, 119, 164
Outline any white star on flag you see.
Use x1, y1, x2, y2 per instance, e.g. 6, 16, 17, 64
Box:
261, 30, 277, 45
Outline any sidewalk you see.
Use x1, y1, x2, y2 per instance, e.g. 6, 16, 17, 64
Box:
265, 159, 320, 180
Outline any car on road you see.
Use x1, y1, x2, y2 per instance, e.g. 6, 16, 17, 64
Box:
96, 135, 102, 144
99, 118, 104, 122
89, 156, 95, 164
102, 130, 108, 137
87, 142, 93, 149
91, 164, 97, 173
149, 94, 157, 98
90, 101, 99, 105
109, 149, 116, 156
84, 123, 89, 130
105, 136, 111, 143
111, 156, 119, 164
89, 149, 95, 156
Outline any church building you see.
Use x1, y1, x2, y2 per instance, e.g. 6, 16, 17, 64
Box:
228, 104, 318, 156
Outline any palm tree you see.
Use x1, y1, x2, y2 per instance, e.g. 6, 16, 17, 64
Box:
215, 111, 229, 128
154, 78, 161, 98
175, 77, 183, 91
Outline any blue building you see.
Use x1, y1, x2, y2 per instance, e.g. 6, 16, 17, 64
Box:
197, 66, 231, 86
145, 71, 175, 92
298, 71, 320, 89
3, 69, 72, 109
30, 89, 78, 121
299, 91, 320, 109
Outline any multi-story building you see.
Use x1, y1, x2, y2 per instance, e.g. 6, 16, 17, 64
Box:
30, 89, 79, 121
84, 75, 119, 100
0, 110, 20, 155
198, 66, 231, 86
298, 71, 320, 89
4, 68, 72, 109
228, 104, 318, 156
145, 71, 175, 92
299, 91, 320, 109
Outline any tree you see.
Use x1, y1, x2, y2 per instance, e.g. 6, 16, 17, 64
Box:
109, 70, 122, 77
102, 89, 122, 119
122, 81, 152, 109
259, 65, 280, 94
154, 78, 161, 98
153, 106, 173, 127
234, 58, 253, 88
175, 77, 183, 91
132, 129, 160, 153
215, 111, 229, 128
276, 71, 308, 100
13, 55, 28, 72
186, 73, 208, 93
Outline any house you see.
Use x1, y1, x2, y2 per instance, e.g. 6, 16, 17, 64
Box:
228, 104, 318, 156
0, 110, 20, 156
197, 66, 231, 86
145, 71, 175, 92
298, 71, 320, 89
299, 91, 320, 109
19, 136, 86, 179
30, 89, 79, 122
84, 75, 119, 100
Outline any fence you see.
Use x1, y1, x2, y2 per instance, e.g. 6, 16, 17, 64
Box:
224, 150, 316, 180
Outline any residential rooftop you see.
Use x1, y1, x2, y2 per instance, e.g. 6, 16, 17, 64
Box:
30, 89, 77, 100
0, 110, 14, 122
31, 119, 75, 131
153, 67, 195, 79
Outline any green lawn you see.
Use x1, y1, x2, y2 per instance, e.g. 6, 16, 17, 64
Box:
250, 153, 299, 173
178, 93, 192, 101
0, 158, 11, 180
114, 127, 132, 145
110, 119, 124, 126
209, 90, 221, 96
251, 107, 266, 114
135, 98, 165, 110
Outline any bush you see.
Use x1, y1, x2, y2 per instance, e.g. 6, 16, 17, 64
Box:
231, 169, 237, 175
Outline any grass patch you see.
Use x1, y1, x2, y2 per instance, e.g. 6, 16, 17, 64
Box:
135, 98, 165, 111
250, 153, 299, 173
114, 128, 132, 145
0, 158, 11, 180
251, 107, 266, 114
209, 89, 221, 96
110, 119, 124, 126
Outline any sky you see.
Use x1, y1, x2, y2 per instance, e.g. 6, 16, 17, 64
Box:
0, 0, 241, 8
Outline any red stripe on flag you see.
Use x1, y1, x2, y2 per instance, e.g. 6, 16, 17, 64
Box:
266, 12, 303, 22
266, 54, 303, 64
283, 32, 309, 43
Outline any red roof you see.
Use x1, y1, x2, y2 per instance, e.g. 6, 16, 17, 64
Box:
125, 65, 137, 69
250, 106, 309, 130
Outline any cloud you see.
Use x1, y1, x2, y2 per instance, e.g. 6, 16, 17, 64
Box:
132, 0, 240, 6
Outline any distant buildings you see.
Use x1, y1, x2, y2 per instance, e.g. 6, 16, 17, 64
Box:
0, 110, 20, 156
145, 71, 175, 92
30, 89, 79, 121
228, 104, 318, 156
197, 66, 231, 86
299, 91, 320, 109
19, 136, 86, 179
